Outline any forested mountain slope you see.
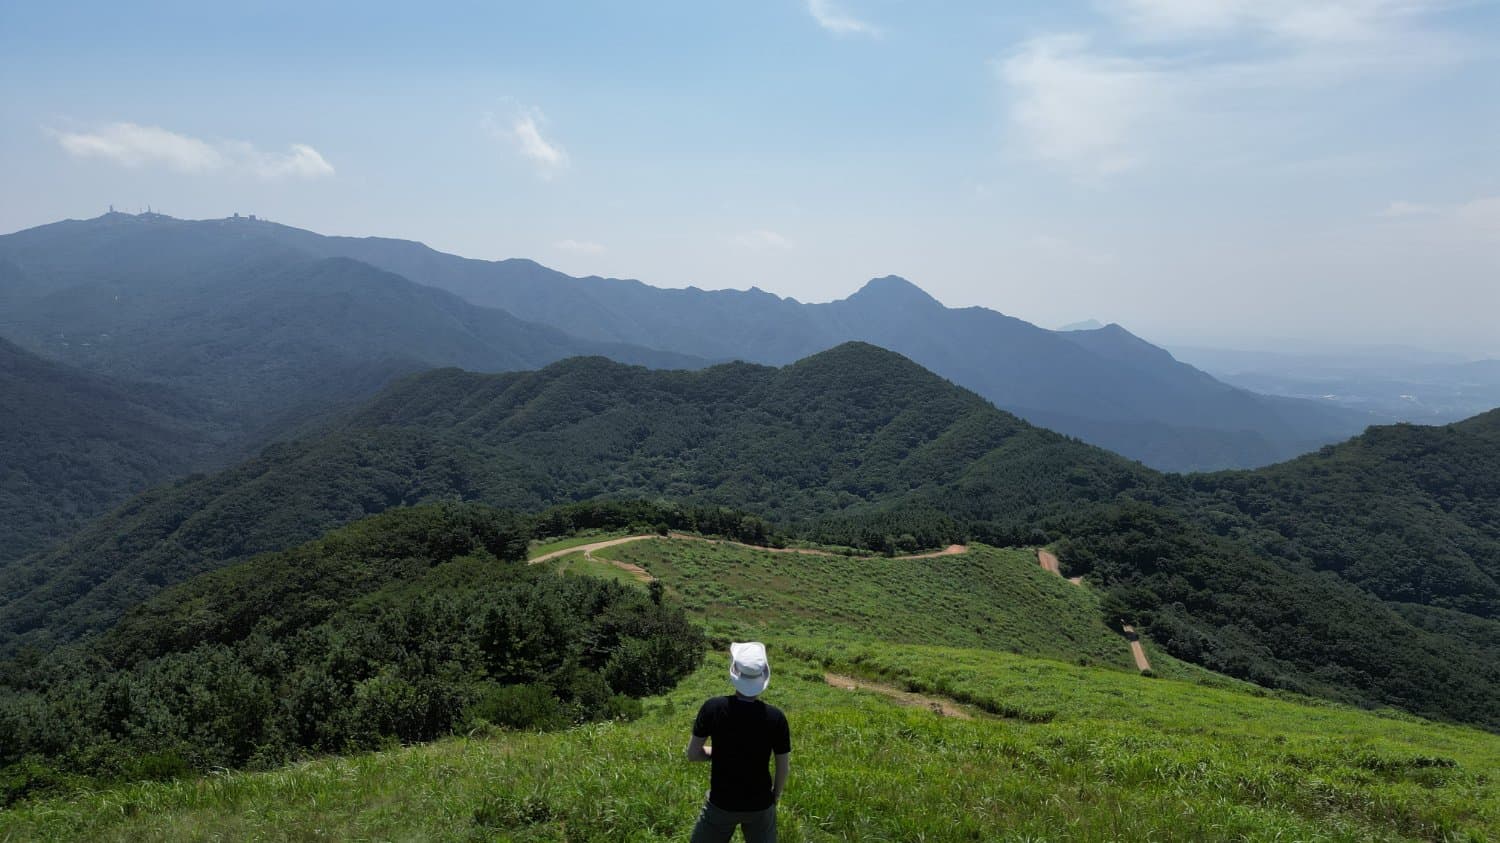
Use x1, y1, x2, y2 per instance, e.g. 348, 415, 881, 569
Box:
2, 343, 1496, 726
0, 504, 703, 800
0, 214, 700, 558
0, 338, 222, 566
0, 212, 699, 449
0, 344, 1134, 652
1, 212, 1369, 470
280, 222, 1373, 471
1181, 410, 1500, 620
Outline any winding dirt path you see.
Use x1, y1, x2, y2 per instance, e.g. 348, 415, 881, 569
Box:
528, 535, 657, 565
823, 673, 972, 719
531, 534, 968, 567
531, 534, 968, 587
1121, 624, 1152, 672
1038, 549, 1153, 672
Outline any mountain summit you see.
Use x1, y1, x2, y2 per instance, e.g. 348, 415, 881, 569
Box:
845, 275, 943, 309
0, 213, 1373, 470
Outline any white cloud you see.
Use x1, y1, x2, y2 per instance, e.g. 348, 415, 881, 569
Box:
554, 238, 605, 254
252, 143, 335, 180
51, 122, 333, 180
1378, 196, 1500, 240
806, 0, 881, 37
485, 108, 569, 178
1108, 0, 1450, 44
731, 229, 795, 249
54, 123, 225, 173
1453, 197, 1500, 237
1379, 200, 1439, 217
997, 2, 1461, 176
998, 34, 1172, 175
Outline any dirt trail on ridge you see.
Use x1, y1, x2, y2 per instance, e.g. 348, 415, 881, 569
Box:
528, 535, 655, 565
532, 534, 967, 566
823, 673, 972, 719
530, 534, 968, 587
1120, 625, 1152, 672
1037, 549, 1153, 672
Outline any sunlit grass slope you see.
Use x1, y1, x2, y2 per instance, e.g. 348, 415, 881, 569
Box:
591, 538, 1139, 671
5, 644, 1495, 842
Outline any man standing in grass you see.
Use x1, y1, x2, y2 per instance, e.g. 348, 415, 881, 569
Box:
685, 641, 791, 843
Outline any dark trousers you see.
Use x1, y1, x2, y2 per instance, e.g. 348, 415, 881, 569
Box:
689, 799, 777, 843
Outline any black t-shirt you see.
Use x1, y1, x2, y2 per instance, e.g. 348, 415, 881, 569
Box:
693, 695, 792, 811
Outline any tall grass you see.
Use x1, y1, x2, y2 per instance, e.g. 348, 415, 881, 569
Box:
602, 539, 1139, 671
5, 537, 1495, 840
4, 645, 1495, 841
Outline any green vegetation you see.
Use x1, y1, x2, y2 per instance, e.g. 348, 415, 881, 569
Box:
599, 539, 1137, 671
556, 551, 651, 587
1179, 411, 1500, 619
529, 531, 629, 559
1055, 505, 1500, 729
0, 505, 704, 805
3, 645, 1494, 842
2, 344, 1498, 728
0, 338, 223, 567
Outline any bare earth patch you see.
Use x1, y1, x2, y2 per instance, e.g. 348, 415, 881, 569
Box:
1121, 624, 1153, 672
823, 672, 973, 719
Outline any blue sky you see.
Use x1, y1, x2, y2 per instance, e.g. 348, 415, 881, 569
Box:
2, 1, 1497, 353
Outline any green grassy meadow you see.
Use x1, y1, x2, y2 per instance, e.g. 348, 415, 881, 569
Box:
528, 531, 631, 559
3, 536, 1497, 841
3, 644, 1494, 841
598, 539, 1141, 671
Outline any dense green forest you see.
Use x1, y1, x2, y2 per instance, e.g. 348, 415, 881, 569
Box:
2, 343, 1497, 729
1176, 410, 1500, 619
0, 338, 224, 567
1054, 505, 1500, 728
0, 504, 704, 804
0, 345, 1123, 653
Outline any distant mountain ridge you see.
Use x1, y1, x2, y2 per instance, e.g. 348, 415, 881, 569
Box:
171, 212, 1372, 471
0, 212, 702, 448
1, 212, 1375, 471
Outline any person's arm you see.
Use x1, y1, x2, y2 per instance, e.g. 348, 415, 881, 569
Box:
772, 753, 790, 802
685, 734, 712, 762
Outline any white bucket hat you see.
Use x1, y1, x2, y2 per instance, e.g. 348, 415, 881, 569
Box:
729, 641, 771, 697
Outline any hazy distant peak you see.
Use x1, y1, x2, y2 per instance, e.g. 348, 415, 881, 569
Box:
1058, 319, 1105, 332
846, 275, 942, 308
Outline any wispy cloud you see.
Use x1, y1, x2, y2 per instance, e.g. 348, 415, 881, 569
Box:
1109, 0, 1451, 44
1378, 196, 1500, 240
554, 238, 605, 254
806, 0, 881, 38
997, 1, 1464, 176
998, 35, 1166, 175
1454, 197, 1500, 236
731, 229, 795, 249
1379, 199, 1440, 217
486, 107, 569, 177
50, 122, 333, 180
